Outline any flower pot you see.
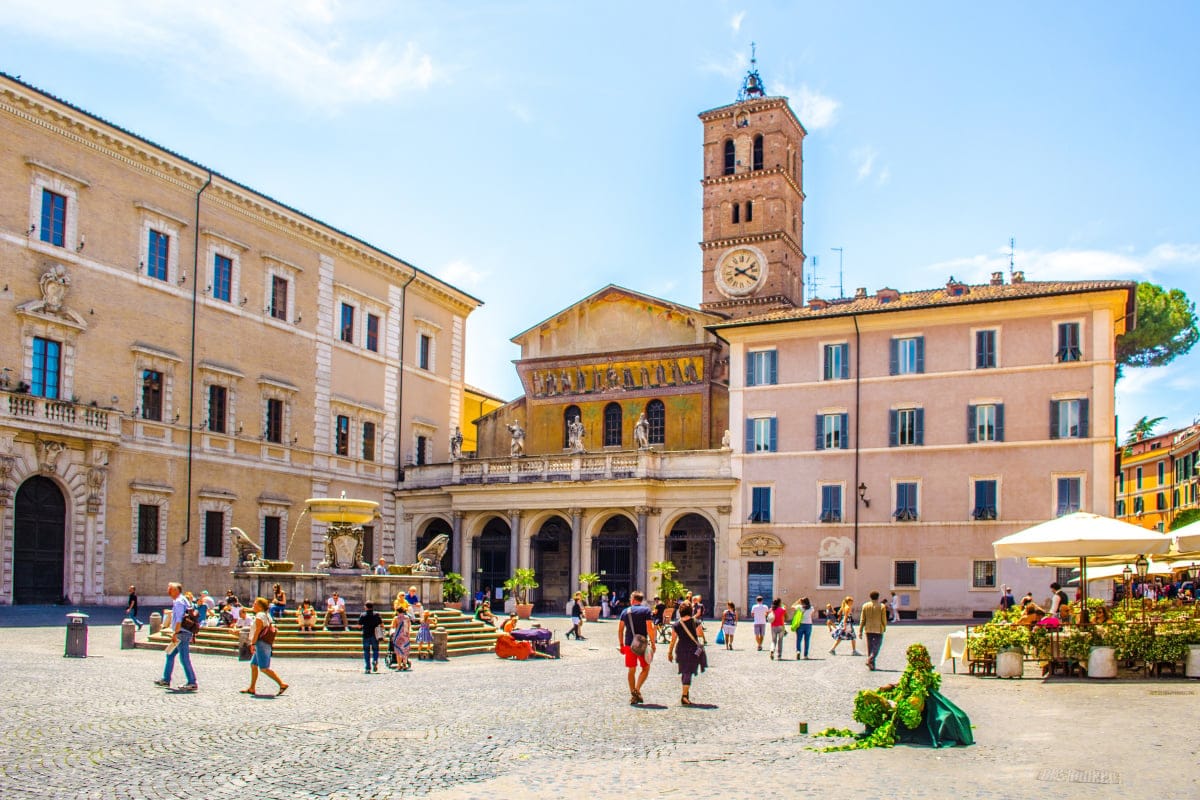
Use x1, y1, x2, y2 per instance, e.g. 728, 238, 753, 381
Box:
996, 647, 1024, 679
516, 603, 534, 619
443, 601, 462, 611
583, 605, 601, 623
1087, 646, 1117, 679
1186, 645, 1200, 679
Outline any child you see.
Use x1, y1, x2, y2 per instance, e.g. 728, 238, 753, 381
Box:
415, 610, 434, 660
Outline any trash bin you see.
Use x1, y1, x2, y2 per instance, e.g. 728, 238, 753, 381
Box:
65, 611, 89, 658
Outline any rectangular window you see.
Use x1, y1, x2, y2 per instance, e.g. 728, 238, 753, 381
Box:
1134, 495, 1144, 514
366, 313, 380, 353
973, 479, 998, 520
136, 504, 160, 555
419, 334, 432, 370
816, 413, 849, 450
746, 349, 778, 386
823, 343, 849, 380
263, 516, 281, 561
975, 329, 997, 369
889, 336, 925, 375
972, 560, 997, 589
968, 403, 1004, 443
745, 417, 778, 453
1050, 399, 1089, 439
1158, 462, 1165, 485
31, 337, 62, 399
40, 189, 66, 246
415, 434, 428, 466
335, 414, 350, 456
894, 560, 918, 588
269, 275, 289, 321
750, 486, 772, 523
203, 510, 224, 558
1156, 492, 1166, 510
265, 398, 283, 443
1116, 499, 1126, 517
890, 408, 924, 447
212, 254, 233, 302
1136, 467, 1143, 489
340, 303, 355, 343
819, 560, 842, 588
147, 230, 169, 281
141, 370, 163, 421
894, 482, 918, 521
362, 421, 376, 461
1056, 477, 1082, 516
820, 485, 842, 523
1118, 472, 1124, 493
1056, 322, 1081, 362
207, 385, 227, 433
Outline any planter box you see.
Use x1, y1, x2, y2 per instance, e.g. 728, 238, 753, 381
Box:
1187, 645, 1200, 678
443, 601, 462, 611
1087, 646, 1117, 679
583, 606, 601, 623
516, 603, 534, 620
996, 648, 1024, 679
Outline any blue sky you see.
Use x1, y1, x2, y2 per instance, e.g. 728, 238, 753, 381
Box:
3, 1, 1198, 437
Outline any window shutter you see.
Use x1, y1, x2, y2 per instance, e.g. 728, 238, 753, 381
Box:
967, 404, 977, 443
815, 415, 825, 451
915, 408, 925, 445
888, 410, 898, 447
995, 404, 1005, 442
888, 339, 899, 375
975, 332, 985, 369
745, 419, 755, 452
768, 350, 778, 384
916, 337, 926, 373
840, 345, 850, 379
745, 355, 755, 386
1049, 401, 1060, 439
769, 417, 778, 452
840, 413, 849, 449
1079, 398, 1089, 438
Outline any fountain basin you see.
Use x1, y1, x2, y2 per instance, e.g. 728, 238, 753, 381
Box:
305, 497, 379, 525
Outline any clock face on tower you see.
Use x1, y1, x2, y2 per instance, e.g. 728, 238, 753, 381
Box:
715, 247, 768, 298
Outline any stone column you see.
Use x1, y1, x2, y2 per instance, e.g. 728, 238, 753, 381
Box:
451, 511, 463, 575
460, 515, 475, 602
508, 509, 522, 576
568, 507, 583, 599
635, 506, 659, 594
716, 505, 732, 611
398, 513, 415, 565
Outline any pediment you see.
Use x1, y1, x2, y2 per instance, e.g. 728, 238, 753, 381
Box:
738, 532, 784, 557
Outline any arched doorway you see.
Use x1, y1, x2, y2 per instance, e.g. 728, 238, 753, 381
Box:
667, 513, 715, 616
13, 476, 67, 604
415, 518, 453, 574
474, 517, 510, 603
593, 514, 636, 604
531, 516, 571, 612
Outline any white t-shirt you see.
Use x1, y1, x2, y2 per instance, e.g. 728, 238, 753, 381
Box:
327, 597, 345, 614
750, 603, 769, 625
253, 611, 271, 640
799, 607, 816, 625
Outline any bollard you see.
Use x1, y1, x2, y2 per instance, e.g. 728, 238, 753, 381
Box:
149, 611, 163, 636
432, 628, 449, 661
121, 619, 137, 649
65, 612, 89, 658
798, 722, 808, 734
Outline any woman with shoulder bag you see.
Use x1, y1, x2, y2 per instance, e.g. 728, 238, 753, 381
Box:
829, 595, 859, 656
241, 597, 287, 697
720, 601, 737, 650
667, 602, 707, 706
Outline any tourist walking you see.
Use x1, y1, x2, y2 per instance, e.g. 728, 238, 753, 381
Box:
567, 592, 587, 640
791, 596, 814, 659
155, 582, 197, 692
750, 596, 769, 651
829, 596, 859, 656
617, 590, 656, 705
768, 598, 786, 660
720, 601, 737, 650
359, 602, 384, 673
390, 607, 412, 671
667, 602, 708, 706
858, 591, 888, 670
125, 585, 144, 631
241, 598, 287, 696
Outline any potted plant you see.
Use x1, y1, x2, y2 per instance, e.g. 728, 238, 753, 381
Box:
652, 560, 688, 624
578, 572, 605, 622
442, 572, 466, 611
503, 568, 539, 619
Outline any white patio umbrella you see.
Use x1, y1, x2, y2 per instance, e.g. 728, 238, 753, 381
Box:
1171, 520, 1200, 554
1069, 559, 1171, 583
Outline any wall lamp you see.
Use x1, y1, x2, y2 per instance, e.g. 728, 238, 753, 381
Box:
858, 482, 871, 508
76, 234, 86, 252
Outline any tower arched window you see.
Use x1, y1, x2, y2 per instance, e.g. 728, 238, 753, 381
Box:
603, 402, 623, 447
752, 134, 764, 171
745, 201, 753, 222
723, 140, 735, 176
646, 400, 665, 445
731, 203, 740, 224
563, 405, 581, 449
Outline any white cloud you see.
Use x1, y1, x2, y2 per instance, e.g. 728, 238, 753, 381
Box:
437, 259, 488, 289
920, 243, 1200, 286
853, 146, 878, 181
730, 11, 746, 34
773, 81, 840, 130
0, 0, 435, 107
1147, 243, 1200, 265
876, 167, 891, 186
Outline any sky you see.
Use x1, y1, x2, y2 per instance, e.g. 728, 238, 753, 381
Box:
2, 1, 1198, 437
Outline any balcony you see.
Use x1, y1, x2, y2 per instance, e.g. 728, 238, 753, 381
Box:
2, 390, 120, 440
400, 448, 733, 489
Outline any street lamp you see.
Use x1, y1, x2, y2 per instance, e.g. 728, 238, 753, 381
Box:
857, 482, 870, 508
1135, 554, 1150, 623
1121, 564, 1132, 614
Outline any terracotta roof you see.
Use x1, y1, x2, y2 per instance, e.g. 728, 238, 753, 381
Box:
709, 278, 1137, 330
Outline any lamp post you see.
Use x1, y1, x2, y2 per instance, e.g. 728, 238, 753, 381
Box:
1121, 564, 1132, 615
1135, 554, 1149, 623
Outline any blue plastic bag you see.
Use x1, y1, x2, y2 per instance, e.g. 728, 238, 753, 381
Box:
715, 628, 725, 645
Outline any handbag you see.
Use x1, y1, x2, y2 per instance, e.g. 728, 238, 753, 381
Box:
259, 622, 277, 646
374, 624, 387, 641
715, 628, 725, 645
630, 633, 649, 656
679, 619, 705, 659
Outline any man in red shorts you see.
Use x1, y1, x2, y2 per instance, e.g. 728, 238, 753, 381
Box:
617, 590, 656, 705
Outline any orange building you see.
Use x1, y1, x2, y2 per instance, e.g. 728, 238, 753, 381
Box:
1116, 423, 1200, 531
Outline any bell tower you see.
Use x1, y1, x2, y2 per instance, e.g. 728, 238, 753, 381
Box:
699, 51, 806, 318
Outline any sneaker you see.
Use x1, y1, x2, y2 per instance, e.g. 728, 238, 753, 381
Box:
829, 648, 837, 655
796, 653, 801, 660
153, 679, 170, 687
180, 684, 198, 692
769, 652, 774, 660
372, 665, 379, 673
364, 669, 371, 674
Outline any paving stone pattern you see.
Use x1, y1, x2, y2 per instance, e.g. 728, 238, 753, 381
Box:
0, 615, 1196, 799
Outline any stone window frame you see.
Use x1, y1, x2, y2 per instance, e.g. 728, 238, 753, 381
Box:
134, 202, 188, 286
970, 559, 998, 591
414, 317, 442, 372
971, 326, 1001, 370
198, 490, 236, 567
411, 420, 438, 466
330, 396, 385, 461
198, 361, 243, 435
129, 482, 171, 565
26, 158, 88, 252
257, 496, 290, 562
130, 344, 181, 423
17, 307, 85, 403
334, 284, 388, 355
262, 254, 302, 325
258, 377, 298, 444
817, 481, 845, 523
892, 477, 922, 522
892, 559, 920, 590
202, 229, 248, 308
818, 558, 844, 589
969, 474, 1002, 522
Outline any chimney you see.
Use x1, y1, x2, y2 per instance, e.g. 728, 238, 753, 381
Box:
1012, 270, 1025, 284
854, 287, 867, 300
990, 271, 1004, 286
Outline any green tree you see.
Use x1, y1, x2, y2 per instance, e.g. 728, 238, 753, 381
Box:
1116, 282, 1198, 374
1168, 507, 1200, 532
1125, 415, 1167, 445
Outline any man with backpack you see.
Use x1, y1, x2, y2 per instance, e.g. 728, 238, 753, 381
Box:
155, 582, 198, 692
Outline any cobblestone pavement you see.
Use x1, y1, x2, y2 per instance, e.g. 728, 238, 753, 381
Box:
0, 613, 1196, 799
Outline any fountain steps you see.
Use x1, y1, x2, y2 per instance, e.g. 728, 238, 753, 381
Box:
140, 609, 500, 659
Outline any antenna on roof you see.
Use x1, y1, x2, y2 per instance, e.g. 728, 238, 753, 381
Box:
807, 254, 820, 300
1009, 237, 1015, 277
831, 247, 844, 299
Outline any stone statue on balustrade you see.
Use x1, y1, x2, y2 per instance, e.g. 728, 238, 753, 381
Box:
507, 422, 526, 457
450, 427, 464, 460
634, 413, 650, 449
567, 416, 586, 454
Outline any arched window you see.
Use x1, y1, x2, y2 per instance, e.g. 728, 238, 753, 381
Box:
563, 405, 581, 449
745, 201, 753, 222
646, 400, 665, 445
723, 139, 735, 175
603, 402, 623, 447
752, 134, 764, 171
731, 203, 740, 224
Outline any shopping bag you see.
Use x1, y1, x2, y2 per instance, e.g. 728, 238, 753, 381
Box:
715, 629, 725, 645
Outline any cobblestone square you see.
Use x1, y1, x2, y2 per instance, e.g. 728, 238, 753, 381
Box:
0, 611, 1196, 799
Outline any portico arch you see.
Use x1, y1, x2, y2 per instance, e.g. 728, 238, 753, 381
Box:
530, 515, 572, 612
472, 515, 511, 602
664, 512, 715, 614
590, 512, 637, 604
415, 516, 453, 574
